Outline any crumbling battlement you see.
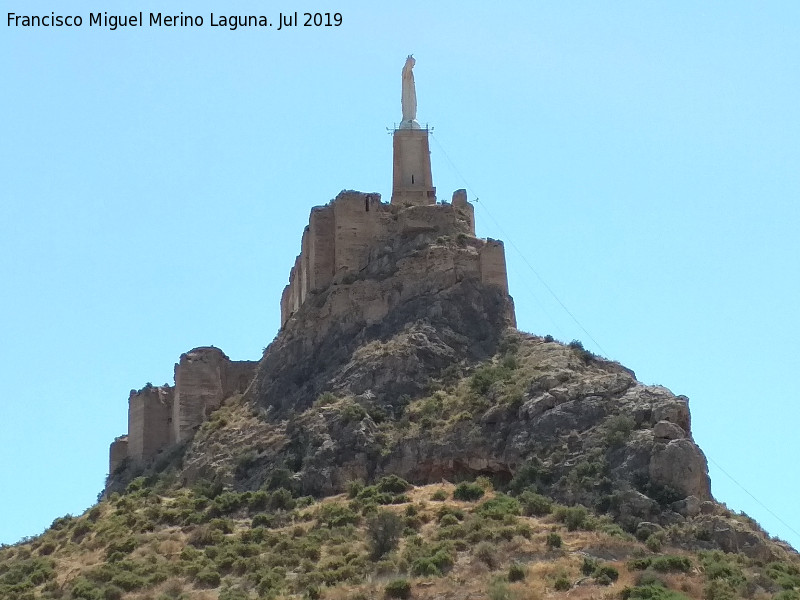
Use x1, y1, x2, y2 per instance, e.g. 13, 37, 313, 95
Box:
278, 188, 508, 328
108, 347, 257, 475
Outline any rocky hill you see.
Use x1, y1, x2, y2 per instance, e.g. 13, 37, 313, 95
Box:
5, 57, 796, 600
3, 216, 797, 600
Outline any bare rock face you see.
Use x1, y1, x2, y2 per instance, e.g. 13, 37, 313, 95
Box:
251, 231, 515, 417
649, 438, 712, 501
653, 420, 686, 440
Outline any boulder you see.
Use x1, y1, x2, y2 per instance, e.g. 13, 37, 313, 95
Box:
649, 439, 711, 500
653, 420, 686, 440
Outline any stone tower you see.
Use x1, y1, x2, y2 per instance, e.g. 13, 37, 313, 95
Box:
391, 56, 436, 206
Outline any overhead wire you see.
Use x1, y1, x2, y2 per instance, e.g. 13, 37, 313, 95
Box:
430, 130, 799, 547
430, 131, 607, 356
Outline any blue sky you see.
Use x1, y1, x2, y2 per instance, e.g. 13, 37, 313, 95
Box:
2, 1, 798, 549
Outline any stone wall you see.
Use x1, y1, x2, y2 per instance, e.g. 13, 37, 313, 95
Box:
109, 435, 128, 474
480, 239, 510, 294
172, 347, 258, 443
128, 385, 174, 463
109, 348, 257, 476
279, 189, 503, 327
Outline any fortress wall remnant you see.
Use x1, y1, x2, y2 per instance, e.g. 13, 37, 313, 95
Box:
221, 359, 259, 398
300, 228, 310, 303
333, 191, 387, 276
452, 189, 475, 235
109, 435, 129, 474
171, 347, 258, 443
172, 347, 226, 443
108, 348, 257, 479
279, 190, 493, 327
308, 205, 335, 293
479, 239, 510, 295
128, 385, 174, 463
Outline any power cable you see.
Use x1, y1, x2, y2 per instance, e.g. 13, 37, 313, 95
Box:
706, 455, 800, 542
431, 131, 799, 546
431, 132, 608, 356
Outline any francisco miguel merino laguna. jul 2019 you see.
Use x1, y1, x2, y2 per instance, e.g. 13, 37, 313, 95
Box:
6, 11, 343, 31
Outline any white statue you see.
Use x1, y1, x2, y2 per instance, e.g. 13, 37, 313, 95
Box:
401, 55, 419, 128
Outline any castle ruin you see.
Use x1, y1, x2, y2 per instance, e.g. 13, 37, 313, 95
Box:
107, 57, 512, 479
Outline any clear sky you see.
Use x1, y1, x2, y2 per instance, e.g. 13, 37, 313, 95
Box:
2, 1, 798, 549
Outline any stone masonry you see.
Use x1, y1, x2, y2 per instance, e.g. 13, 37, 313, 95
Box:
108, 348, 257, 474
279, 188, 508, 328
108, 59, 513, 479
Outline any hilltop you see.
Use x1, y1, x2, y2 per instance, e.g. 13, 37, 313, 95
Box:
2, 58, 798, 600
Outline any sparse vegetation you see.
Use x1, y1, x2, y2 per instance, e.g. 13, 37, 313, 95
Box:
385, 578, 412, 598
3, 334, 799, 600
453, 482, 484, 502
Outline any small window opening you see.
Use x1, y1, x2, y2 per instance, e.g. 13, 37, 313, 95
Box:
365, 197, 369, 212
411, 174, 415, 184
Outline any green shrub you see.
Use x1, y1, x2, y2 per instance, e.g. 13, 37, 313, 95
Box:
247, 490, 269, 512
37, 540, 56, 555
251, 513, 274, 528
195, 568, 221, 587
582, 557, 599, 576
488, 578, 512, 600
568, 339, 595, 362
209, 491, 245, 516
218, 586, 250, 600
188, 525, 224, 547
621, 581, 691, 600
766, 561, 800, 590
439, 513, 460, 528
436, 505, 465, 522
475, 494, 520, 520
453, 482, 484, 502
699, 551, 746, 589
508, 563, 526, 582
703, 580, 737, 600
316, 502, 360, 528
603, 414, 636, 447
102, 585, 124, 600
553, 505, 589, 531
69, 577, 102, 600
646, 531, 665, 552
431, 489, 447, 501
367, 510, 404, 560
269, 488, 295, 511
508, 461, 552, 494
651, 555, 692, 573
475, 542, 497, 568
553, 575, 571, 591
518, 490, 552, 516
377, 475, 411, 494
406, 541, 455, 577
316, 391, 337, 406
347, 480, 365, 498
385, 578, 412, 598
594, 564, 619, 585
546, 532, 562, 548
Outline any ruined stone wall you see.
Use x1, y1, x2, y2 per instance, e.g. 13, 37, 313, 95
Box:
172, 347, 258, 444
308, 205, 335, 293
480, 239, 510, 294
109, 435, 128, 474
109, 347, 258, 476
128, 385, 174, 463
279, 190, 493, 327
